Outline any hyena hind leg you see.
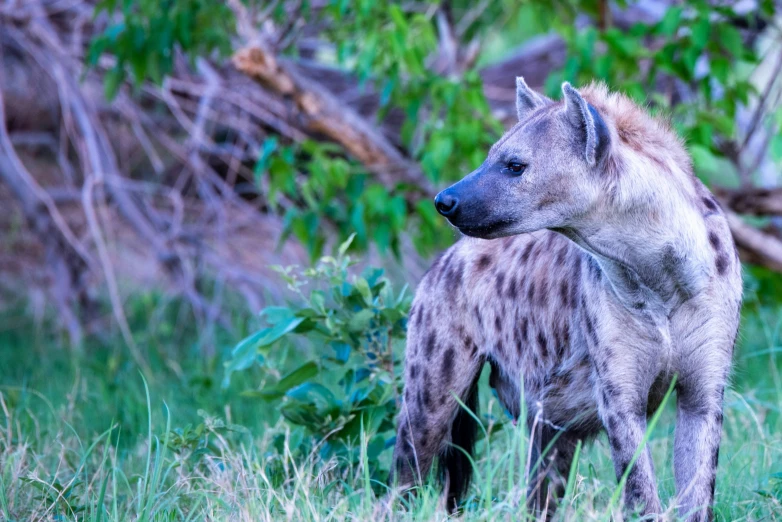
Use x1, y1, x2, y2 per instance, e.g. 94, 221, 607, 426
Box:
527, 426, 582, 519
390, 323, 485, 512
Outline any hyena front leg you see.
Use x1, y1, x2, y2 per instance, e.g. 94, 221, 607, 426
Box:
596, 372, 662, 516
390, 314, 484, 510
674, 360, 729, 522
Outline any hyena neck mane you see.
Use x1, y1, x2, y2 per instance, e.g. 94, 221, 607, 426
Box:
556, 84, 714, 314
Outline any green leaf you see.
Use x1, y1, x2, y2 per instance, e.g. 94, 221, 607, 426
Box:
256, 316, 306, 348
717, 24, 743, 57
353, 277, 373, 306
104, 65, 124, 101
222, 330, 267, 388
338, 233, 356, 257
242, 362, 320, 401
691, 18, 711, 50
657, 7, 682, 36
348, 308, 374, 332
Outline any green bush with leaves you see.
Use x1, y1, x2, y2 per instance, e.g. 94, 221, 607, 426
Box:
549, 0, 774, 174
223, 235, 410, 474
89, 0, 234, 98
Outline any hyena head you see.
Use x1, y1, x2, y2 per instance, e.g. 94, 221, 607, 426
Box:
434, 78, 610, 238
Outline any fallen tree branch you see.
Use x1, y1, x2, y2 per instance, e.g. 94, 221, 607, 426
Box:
724, 209, 782, 272
233, 41, 436, 198
716, 187, 782, 216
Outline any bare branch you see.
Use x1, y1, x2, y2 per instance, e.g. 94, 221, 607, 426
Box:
724, 209, 782, 272
232, 42, 436, 199
716, 187, 782, 216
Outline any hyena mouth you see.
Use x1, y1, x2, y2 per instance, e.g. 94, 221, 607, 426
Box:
456, 222, 509, 239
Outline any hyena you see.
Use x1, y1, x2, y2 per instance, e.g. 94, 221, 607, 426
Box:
390, 79, 742, 521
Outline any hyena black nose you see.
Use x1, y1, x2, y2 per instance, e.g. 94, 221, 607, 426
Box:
435, 191, 458, 217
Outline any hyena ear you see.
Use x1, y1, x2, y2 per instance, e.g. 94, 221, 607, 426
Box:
516, 77, 549, 121
562, 82, 610, 167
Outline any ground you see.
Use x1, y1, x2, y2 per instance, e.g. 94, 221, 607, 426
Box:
0, 283, 780, 522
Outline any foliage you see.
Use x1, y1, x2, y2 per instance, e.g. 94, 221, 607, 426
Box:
549, 0, 776, 175
89, 0, 234, 99
223, 235, 411, 475
87, 0, 779, 259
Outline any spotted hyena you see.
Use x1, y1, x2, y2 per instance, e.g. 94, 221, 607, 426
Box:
390, 79, 742, 521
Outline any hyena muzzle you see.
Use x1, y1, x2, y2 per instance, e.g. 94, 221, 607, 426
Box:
390, 79, 742, 521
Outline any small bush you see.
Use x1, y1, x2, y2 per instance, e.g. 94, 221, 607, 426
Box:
224, 235, 411, 480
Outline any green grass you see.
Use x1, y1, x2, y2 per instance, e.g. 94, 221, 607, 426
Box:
0, 291, 780, 521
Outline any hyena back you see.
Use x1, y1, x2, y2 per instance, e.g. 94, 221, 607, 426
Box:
391, 80, 742, 521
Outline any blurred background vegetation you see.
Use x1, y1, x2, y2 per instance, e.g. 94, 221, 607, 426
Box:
1, 0, 782, 519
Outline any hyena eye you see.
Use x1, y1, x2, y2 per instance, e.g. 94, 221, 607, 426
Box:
506, 162, 527, 174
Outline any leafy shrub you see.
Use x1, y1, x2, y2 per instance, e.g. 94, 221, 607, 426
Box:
550, 0, 775, 171
89, 0, 234, 99
223, 235, 411, 477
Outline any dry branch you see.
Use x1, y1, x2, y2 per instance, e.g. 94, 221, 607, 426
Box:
0, 86, 91, 344
724, 210, 782, 272
233, 42, 436, 198
716, 187, 782, 217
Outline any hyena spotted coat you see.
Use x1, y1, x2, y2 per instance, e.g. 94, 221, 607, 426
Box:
391, 79, 742, 521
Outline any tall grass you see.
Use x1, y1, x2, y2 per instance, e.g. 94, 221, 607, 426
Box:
0, 292, 780, 521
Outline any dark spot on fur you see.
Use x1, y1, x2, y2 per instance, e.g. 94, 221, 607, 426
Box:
423, 387, 432, 410
618, 265, 639, 292
633, 302, 645, 310
444, 259, 465, 290
425, 331, 437, 358
607, 415, 619, 434
507, 277, 518, 299
408, 305, 418, 327
617, 458, 632, 480
583, 309, 599, 347
570, 279, 580, 309
537, 331, 549, 358
520, 242, 535, 264
716, 254, 729, 275
708, 231, 721, 250
703, 196, 719, 213
520, 317, 529, 343
559, 280, 569, 306
467, 342, 477, 357
420, 427, 429, 448
610, 435, 623, 456
442, 347, 455, 383
494, 314, 502, 332
413, 408, 427, 431
527, 281, 536, 302
561, 324, 570, 355
410, 364, 419, 379
495, 272, 505, 294
474, 305, 483, 327
538, 278, 549, 308
556, 246, 568, 266
477, 254, 493, 271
